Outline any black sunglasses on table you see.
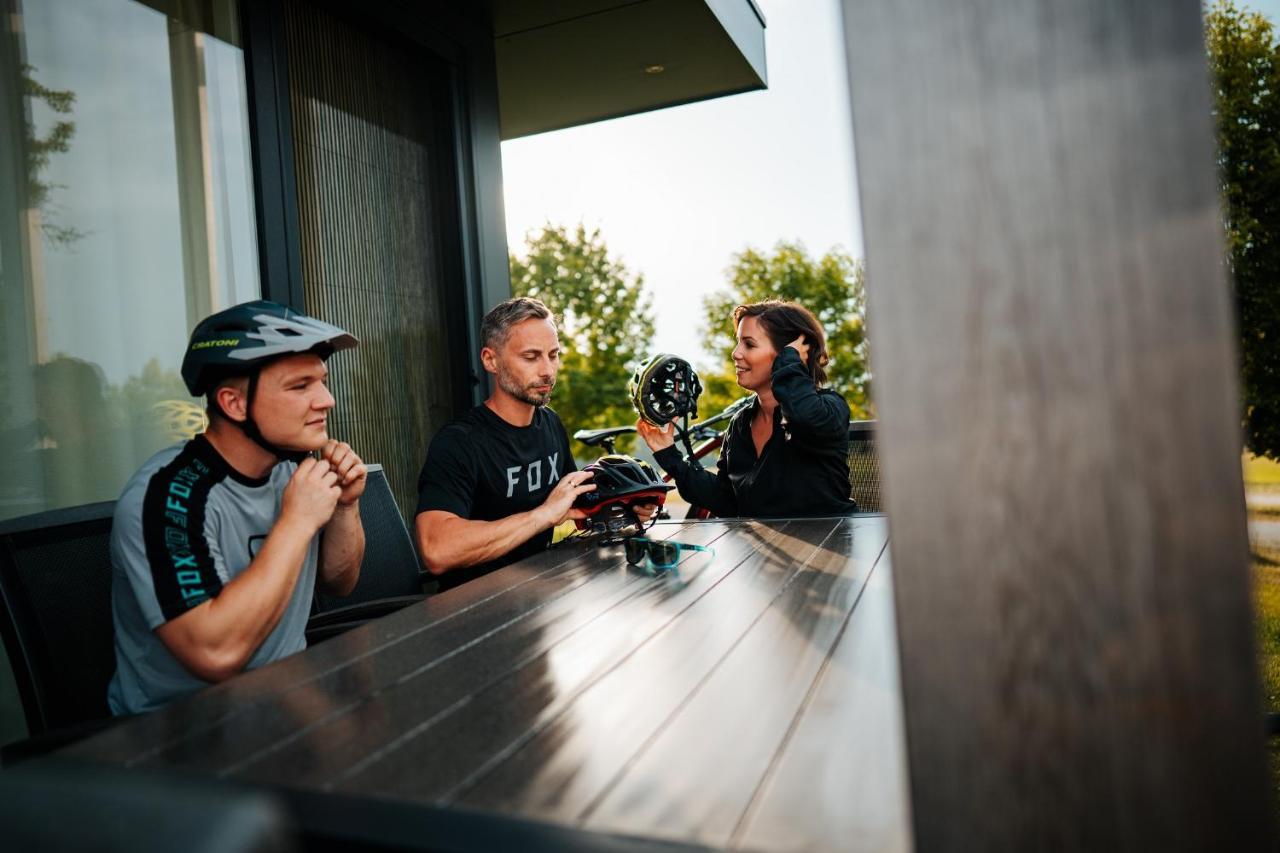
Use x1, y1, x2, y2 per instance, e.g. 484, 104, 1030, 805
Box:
624, 536, 714, 570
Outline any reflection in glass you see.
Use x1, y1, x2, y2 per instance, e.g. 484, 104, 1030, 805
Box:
0, 0, 256, 520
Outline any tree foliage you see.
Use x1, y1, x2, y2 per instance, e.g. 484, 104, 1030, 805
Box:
22, 64, 84, 247
509, 223, 655, 457
697, 241, 870, 419
1206, 1, 1280, 457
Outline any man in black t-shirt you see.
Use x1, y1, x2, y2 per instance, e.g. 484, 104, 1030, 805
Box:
414, 297, 599, 591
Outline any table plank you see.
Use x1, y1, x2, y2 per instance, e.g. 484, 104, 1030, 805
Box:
580, 518, 884, 847
330, 520, 833, 802
733, 539, 911, 853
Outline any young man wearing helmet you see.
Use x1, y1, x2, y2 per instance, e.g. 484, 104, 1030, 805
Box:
107, 300, 367, 714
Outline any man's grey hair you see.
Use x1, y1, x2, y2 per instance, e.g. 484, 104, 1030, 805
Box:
480, 297, 556, 350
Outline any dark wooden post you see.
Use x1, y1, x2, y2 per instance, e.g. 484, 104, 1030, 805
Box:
839, 1, 1273, 849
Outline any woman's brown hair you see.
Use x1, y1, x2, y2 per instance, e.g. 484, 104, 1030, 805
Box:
732, 300, 829, 386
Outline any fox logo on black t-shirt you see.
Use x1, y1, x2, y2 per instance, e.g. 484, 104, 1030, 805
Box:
504, 452, 562, 496
416, 405, 575, 591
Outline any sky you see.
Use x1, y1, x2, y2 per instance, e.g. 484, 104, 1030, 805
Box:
1249, 0, 1280, 22
499, 0, 861, 368
499, 0, 1280, 370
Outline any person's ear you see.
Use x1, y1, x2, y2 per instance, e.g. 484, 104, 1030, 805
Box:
214, 383, 248, 424
480, 346, 499, 375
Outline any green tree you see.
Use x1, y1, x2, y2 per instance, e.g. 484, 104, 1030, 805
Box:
509, 223, 656, 458
1207, 1, 1280, 457
22, 64, 84, 247
698, 241, 870, 419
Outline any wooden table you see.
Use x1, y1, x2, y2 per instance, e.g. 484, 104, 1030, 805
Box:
62, 517, 909, 852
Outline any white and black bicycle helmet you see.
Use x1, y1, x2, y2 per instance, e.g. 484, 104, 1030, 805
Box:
182, 300, 357, 396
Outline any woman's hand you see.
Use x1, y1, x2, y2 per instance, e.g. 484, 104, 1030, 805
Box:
787, 334, 810, 365
633, 502, 659, 524
636, 418, 676, 452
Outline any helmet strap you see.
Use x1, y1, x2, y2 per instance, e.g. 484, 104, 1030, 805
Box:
675, 412, 696, 462
231, 370, 311, 464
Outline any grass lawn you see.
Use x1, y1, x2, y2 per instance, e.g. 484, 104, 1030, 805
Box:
1246, 454, 1280, 488
1252, 544, 1280, 822
551, 519, 579, 544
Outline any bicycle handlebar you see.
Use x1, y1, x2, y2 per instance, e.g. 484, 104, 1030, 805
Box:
573, 395, 755, 449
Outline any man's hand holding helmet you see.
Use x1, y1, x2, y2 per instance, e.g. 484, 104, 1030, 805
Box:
537, 470, 597, 528
570, 455, 672, 530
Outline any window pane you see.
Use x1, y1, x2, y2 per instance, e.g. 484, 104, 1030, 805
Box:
0, 0, 258, 520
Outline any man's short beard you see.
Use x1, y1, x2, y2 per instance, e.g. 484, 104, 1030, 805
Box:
497, 367, 553, 407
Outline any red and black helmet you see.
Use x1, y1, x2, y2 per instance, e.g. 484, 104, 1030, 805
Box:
573, 454, 673, 530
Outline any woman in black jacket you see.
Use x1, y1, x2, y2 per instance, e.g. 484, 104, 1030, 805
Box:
636, 300, 857, 518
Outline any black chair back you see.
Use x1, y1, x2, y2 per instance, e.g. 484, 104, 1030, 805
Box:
312, 464, 424, 615
0, 502, 116, 736
848, 420, 882, 512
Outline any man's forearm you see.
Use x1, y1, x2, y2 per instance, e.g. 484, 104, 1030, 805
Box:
157, 516, 317, 681
416, 507, 549, 575
320, 502, 364, 595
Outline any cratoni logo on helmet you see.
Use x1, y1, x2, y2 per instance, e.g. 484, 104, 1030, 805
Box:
191, 339, 240, 350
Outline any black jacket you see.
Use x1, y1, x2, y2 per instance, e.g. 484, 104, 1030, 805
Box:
653, 347, 857, 518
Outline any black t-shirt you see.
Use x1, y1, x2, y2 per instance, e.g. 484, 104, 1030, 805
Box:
416, 404, 574, 590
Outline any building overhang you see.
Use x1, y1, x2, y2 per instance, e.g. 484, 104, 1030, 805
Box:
487, 0, 767, 140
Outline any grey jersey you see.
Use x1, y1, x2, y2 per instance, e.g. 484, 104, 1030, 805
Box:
107, 436, 318, 715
